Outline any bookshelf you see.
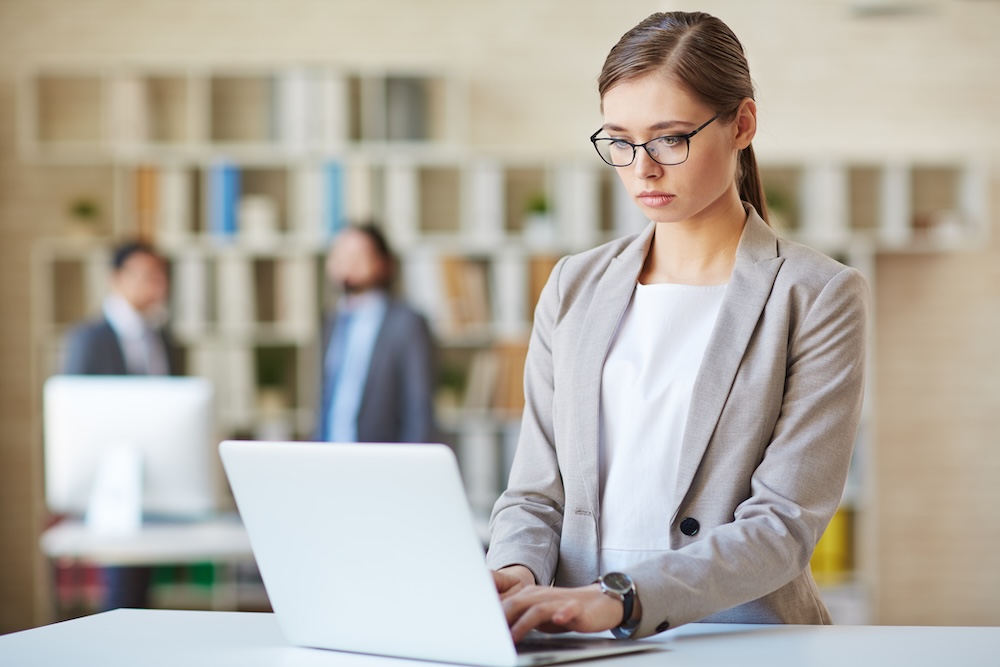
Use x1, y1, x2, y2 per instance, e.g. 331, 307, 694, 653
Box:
21, 63, 992, 622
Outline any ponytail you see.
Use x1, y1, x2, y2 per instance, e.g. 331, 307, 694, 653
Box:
738, 144, 769, 225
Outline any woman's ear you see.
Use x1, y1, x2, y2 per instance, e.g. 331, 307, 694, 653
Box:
734, 97, 757, 149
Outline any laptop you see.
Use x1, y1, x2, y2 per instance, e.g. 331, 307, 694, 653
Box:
219, 440, 661, 666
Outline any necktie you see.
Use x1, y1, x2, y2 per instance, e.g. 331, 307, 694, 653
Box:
141, 327, 170, 376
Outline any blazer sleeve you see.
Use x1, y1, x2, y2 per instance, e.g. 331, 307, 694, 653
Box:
61, 321, 125, 375
486, 256, 569, 585
396, 308, 437, 443
629, 266, 870, 635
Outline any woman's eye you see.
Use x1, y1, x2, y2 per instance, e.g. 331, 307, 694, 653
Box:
654, 136, 683, 148
610, 139, 632, 149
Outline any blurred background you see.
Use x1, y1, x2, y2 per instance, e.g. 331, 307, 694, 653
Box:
1, 0, 999, 634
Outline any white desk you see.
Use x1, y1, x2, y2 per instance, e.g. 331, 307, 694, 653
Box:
1, 609, 998, 667
40, 515, 253, 566
40, 516, 260, 612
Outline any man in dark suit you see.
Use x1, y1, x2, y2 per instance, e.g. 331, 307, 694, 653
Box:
317, 224, 436, 444
61, 240, 178, 610
63, 241, 179, 377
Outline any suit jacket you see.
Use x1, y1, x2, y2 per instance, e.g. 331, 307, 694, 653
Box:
317, 299, 436, 444
487, 207, 869, 636
62, 316, 181, 376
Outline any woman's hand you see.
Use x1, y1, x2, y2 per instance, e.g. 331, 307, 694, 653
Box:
500, 583, 623, 644
492, 565, 535, 599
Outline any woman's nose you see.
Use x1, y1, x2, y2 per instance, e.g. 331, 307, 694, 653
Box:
631, 146, 663, 179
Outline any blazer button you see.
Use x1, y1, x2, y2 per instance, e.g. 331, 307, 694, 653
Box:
656, 621, 671, 633
680, 517, 700, 536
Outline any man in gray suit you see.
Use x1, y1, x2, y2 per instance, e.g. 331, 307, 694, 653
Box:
61, 240, 179, 611
317, 224, 436, 444
63, 241, 179, 377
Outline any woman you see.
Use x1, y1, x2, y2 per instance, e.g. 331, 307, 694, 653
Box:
487, 11, 869, 641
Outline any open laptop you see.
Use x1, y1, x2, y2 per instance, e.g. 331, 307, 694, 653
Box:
219, 440, 661, 666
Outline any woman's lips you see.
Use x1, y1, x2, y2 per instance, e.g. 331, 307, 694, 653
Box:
637, 192, 675, 207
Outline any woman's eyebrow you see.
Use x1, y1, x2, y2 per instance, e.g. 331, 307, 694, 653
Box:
602, 120, 692, 133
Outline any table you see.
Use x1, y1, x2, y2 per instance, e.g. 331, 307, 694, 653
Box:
40, 515, 259, 612
40, 515, 253, 565
1, 609, 998, 667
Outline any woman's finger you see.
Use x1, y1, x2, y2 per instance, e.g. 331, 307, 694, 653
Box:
510, 599, 570, 644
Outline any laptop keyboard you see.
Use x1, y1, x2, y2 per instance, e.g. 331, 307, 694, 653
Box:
516, 635, 620, 654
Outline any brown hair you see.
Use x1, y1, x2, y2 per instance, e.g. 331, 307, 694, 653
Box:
598, 11, 769, 224
350, 222, 397, 291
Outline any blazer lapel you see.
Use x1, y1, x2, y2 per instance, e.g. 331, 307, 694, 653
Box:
571, 224, 654, 517
670, 211, 784, 518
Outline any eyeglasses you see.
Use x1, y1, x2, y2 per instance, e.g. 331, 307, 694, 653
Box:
589, 113, 722, 167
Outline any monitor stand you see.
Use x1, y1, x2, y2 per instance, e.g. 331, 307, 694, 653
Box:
85, 444, 142, 537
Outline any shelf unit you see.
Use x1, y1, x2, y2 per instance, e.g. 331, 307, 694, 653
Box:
21, 64, 992, 622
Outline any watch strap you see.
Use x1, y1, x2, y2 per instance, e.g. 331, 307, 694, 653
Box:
597, 573, 639, 638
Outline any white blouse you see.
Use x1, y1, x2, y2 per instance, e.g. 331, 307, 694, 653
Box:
598, 281, 727, 574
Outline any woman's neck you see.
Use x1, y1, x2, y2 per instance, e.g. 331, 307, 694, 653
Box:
639, 196, 747, 286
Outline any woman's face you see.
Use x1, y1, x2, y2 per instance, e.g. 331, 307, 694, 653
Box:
600, 73, 752, 226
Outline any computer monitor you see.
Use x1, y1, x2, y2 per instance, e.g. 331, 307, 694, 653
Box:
43, 375, 218, 519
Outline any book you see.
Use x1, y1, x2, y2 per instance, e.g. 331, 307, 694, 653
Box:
438, 256, 491, 337
209, 161, 240, 242
462, 349, 500, 412
464, 161, 505, 243
134, 165, 158, 243
491, 341, 527, 415
384, 162, 418, 246
109, 75, 149, 149
386, 75, 429, 141
216, 253, 254, 334
400, 247, 448, 335
291, 164, 323, 246
226, 345, 256, 429
277, 68, 313, 151
291, 161, 345, 248
157, 166, 193, 248
490, 251, 527, 339
324, 161, 346, 239
344, 159, 375, 223
275, 255, 317, 341
191, 342, 255, 431
319, 71, 349, 147
171, 254, 210, 339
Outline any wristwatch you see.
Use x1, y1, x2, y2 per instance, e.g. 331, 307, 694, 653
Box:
596, 572, 640, 639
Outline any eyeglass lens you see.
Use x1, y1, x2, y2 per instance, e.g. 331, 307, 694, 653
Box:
596, 137, 689, 167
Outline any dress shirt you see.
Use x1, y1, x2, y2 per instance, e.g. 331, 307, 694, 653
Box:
324, 290, 389, 442
599, 282, 727, 574
102, 295, 169, 376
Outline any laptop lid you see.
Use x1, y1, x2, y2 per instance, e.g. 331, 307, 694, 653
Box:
220, 441, 659, 667
221, 440, 519, 666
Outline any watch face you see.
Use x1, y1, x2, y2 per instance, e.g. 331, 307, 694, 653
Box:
603, 572, 633, 595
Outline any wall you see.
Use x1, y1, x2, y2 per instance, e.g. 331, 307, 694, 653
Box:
1, 0, 999, 631
873, 194, 1000, 624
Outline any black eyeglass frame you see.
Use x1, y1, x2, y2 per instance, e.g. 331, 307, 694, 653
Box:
589, 112, 722, 167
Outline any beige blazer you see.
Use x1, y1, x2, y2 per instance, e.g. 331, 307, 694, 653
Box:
487, 207, 869, 636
